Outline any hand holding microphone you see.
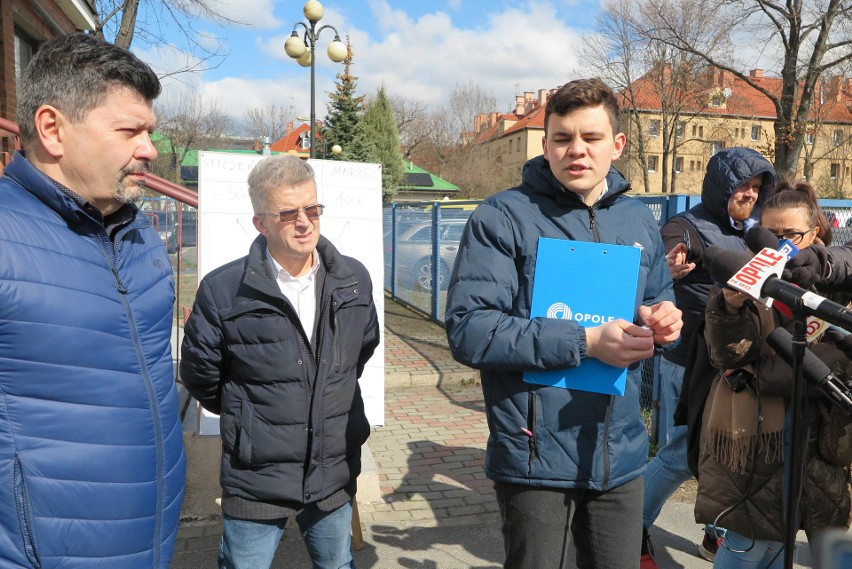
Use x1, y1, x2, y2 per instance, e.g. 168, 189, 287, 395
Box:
701, 243, 852, 331
746, 226, 831, 289
767, 327, 852, 412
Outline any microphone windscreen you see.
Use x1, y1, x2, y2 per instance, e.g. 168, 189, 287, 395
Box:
767, 327, 832, 383
702, 245, 753, 284
745, 226, 780, 254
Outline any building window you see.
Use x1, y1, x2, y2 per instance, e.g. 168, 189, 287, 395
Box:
831, 163, 840, 179
835, 130, 843, 145
647, 156, 658, 172
699, 125, 704, 138
806, 132, 815, 145
14, 29, 37, 93
692, 125, 697, 137
710, 141, 725, 155
751, 125, 761, 141
674, 157, 683, 173
649, 120, 660, 137
675, 121, 684, 138
710, 95, 723, 107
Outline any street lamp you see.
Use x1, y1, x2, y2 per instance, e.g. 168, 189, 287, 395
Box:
284, 0, 347, 158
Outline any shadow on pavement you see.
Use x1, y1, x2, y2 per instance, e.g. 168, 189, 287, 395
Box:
368, 439, 500, 568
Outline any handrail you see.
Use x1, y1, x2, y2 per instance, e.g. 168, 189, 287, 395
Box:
143, 173, 198, 208
0, 115, 197, 208
0, 116, 20, 137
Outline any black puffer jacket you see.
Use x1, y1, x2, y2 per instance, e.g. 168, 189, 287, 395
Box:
180, 234, 380, 506
660, 147, 775, 366
692, 288, 852, 542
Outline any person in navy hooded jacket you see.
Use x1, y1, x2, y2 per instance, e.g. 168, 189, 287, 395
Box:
0, 33, 185, 568
445, 78, 682, 569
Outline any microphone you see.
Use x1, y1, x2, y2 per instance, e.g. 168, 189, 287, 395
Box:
767, 328, 852, 412
745, 226, 784, 254
702, 245, 852, 330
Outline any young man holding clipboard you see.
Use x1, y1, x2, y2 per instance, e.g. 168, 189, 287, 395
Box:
445, 78, 682, 569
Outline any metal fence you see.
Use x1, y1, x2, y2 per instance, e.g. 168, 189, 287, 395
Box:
384, 196, 852, 443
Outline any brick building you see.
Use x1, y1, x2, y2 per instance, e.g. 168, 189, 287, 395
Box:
0, 0, 96, 164
467, 69, 852, 196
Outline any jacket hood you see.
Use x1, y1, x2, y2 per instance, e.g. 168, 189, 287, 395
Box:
521, 154, 630, 206
701, 147, 776, 226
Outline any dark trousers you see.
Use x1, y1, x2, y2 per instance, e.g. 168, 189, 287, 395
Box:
495, 476, 643, 569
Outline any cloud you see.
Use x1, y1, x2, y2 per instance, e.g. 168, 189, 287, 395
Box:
205, 0, 282, 29
145, 0, 590, 133
340, 0, 586, 111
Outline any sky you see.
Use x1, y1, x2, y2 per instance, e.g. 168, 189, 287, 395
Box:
130, 0, 603, 133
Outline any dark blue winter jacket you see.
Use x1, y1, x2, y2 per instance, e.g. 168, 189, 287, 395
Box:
0, 153, 186, 568
445, 155, 674, 490
180, 234, 380, 508
660, 147, 775, 366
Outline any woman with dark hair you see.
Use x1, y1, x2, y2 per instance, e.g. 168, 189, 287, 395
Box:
694, 180, 852, 568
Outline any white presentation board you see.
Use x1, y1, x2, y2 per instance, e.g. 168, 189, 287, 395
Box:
194, 151, 385, 433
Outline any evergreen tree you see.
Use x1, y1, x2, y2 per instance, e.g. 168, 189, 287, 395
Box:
363, 86, 405, 201
321, 39, 369, 161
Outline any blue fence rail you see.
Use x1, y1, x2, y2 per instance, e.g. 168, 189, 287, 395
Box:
384, 196, 852, 443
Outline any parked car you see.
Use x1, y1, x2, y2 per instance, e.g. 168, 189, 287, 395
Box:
385, 219, 468, 292
166, 210, 197, 253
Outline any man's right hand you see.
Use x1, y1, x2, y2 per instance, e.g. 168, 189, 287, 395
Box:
666, 242, 696, 280
585, 319, 655, 368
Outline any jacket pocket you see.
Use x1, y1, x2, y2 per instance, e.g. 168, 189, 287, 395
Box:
236, 399, 254, 466
330, 289, 371, 373
14, 456, 40, 568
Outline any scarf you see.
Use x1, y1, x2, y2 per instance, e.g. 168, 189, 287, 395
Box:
703, 375, 785, 474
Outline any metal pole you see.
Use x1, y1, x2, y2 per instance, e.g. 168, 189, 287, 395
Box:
309, 24, 316, 159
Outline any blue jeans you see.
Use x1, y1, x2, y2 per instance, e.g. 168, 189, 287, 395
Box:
714, 529, 789, 569
643, 357, 695, 527
218, 501, 355, 569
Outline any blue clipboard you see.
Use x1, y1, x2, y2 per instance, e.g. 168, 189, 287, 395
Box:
523, 238, 641, 396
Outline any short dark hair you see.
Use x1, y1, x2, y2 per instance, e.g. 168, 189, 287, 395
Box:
544, 78, 620, 136
16, 33, 161, 147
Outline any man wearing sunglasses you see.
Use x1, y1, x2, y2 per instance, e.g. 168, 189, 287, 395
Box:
180, 154, 380, 569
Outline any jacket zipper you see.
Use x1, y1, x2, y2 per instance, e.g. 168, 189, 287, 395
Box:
588, 204, 613, 487
526, 390, 538, 468
304, 279, 357, 498
99, 229, 165, 567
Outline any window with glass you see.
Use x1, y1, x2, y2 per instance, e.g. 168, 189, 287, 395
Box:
834, 130, 844, 145
675, 121, 684, 138
649, 120, 661, 137
674, 157, 683, 173
710, 141, 725, 155
648, 156, 658, 172
831, 163, 840, 179
14, 30, 37, 93
751, 125, 761, 141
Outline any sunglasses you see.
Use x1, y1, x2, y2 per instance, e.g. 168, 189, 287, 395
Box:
260, 204, 324, 223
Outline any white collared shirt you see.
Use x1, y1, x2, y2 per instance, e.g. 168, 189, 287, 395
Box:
266, 249, 320, 343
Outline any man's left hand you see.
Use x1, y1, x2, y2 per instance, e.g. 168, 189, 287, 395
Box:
638, 301, 683, 345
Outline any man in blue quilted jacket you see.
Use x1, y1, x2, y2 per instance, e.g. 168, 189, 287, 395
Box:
445, 78, 682, 569
0, 33, 185, 568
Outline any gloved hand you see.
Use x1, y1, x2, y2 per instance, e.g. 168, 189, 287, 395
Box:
810, 340, 852, 379
782, 244, 832, 289
832, 334, 852, 362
